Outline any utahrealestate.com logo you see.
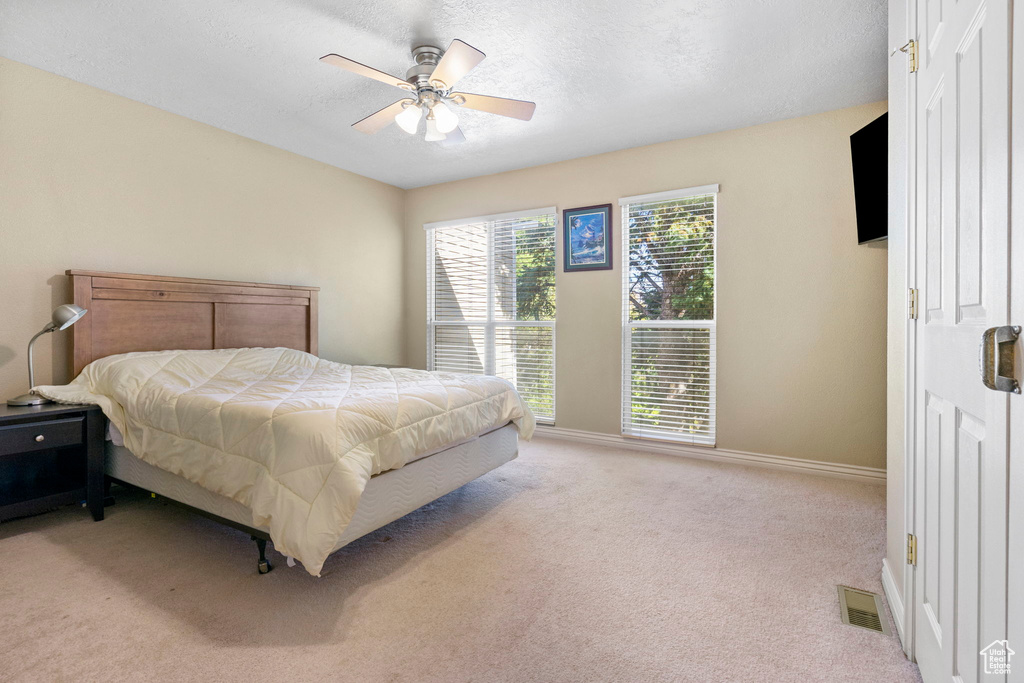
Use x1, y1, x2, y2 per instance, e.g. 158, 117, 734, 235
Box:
980, 640, 1014, 675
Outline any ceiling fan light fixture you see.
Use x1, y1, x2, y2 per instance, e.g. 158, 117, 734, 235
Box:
431, 102, 459, 134
320, 39, 536, 143
424, 112, 447, 142
395, 103, 422, 134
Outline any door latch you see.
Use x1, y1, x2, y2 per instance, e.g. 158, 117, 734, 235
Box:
980, 325, 1021, 394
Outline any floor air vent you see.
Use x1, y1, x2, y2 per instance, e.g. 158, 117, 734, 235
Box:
837, 586, 890, 635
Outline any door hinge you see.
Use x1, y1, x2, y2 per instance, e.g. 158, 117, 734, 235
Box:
907, 533, 917, 566
909, 288, 919, 320
894, 39, 919, 73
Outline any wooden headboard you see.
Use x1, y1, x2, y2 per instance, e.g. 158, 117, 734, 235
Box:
67, 270, 319, 375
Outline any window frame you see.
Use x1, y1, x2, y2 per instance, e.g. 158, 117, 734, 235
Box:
619, 184, 719, 446
425, 207, 557, 423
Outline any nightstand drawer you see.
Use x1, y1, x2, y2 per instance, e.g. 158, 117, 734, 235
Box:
0, 417, 84, 456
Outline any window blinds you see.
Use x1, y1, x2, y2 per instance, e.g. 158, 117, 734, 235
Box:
621, 186, 717, 445
427, 208, 557, 422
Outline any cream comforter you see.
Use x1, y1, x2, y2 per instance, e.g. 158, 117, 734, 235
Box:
36, 348, 535, 576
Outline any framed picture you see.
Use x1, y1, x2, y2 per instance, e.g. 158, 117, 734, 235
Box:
563, 204, 613, 271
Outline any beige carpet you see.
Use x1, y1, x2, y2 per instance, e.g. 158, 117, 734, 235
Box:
0, 438, 920, 682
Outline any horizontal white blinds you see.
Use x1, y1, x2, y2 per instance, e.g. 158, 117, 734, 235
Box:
424, 206, 558, 230
622, 191, 716, 445
428, 210, 556, 422
618, 184, 720, 206
432, 224, 488, 321
495, 325, 554, 419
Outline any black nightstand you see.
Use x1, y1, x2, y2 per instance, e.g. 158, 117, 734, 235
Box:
0, 403, 106, 522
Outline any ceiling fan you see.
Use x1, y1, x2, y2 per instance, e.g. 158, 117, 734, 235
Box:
320, 39, 535, 144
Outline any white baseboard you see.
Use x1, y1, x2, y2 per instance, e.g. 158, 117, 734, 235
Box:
532, 425, 886, 484
881, 558, 907, 649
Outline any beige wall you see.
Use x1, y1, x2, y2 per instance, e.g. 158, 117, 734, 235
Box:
405, 102, 889, 469
0, 58, 406, 398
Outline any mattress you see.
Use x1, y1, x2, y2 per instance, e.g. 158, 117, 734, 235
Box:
40, 347, 534, 575
106, 423, 519, 554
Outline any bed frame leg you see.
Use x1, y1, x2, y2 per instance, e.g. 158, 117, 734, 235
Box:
252, 536, 273, 574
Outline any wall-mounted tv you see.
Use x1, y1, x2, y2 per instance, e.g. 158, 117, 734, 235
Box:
850, 113, 888, 244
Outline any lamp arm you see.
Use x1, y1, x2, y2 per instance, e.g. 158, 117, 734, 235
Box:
26, 324, 56, 391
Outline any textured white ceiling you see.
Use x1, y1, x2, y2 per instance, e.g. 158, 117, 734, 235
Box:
0, 0, 887, 188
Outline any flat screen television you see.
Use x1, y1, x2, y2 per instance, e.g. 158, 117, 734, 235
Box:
850, 112, 888, 244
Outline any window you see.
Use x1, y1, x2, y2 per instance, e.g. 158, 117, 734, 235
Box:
621, 185, 717, 445
427, 208, 557, 422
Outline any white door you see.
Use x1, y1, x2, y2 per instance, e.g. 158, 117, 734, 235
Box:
1009, 4, 1024, 680
912, 0, 1013, 681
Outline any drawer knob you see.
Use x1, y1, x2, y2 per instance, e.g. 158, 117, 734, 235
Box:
34, 435, 45, 442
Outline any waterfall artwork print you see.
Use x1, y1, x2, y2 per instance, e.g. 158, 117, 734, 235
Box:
563, 204, 613, 271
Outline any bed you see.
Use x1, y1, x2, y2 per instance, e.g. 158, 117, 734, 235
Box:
39, 270, 531, 576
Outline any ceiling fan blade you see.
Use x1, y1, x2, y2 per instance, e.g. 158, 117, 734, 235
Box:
441, 126, 466, 146
320, 54, 414, 91
452, 92, 536, 121
429, 39, 485, 90
351, 99, 411, 134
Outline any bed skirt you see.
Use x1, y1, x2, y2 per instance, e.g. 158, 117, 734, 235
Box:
106, 423, 520, 554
